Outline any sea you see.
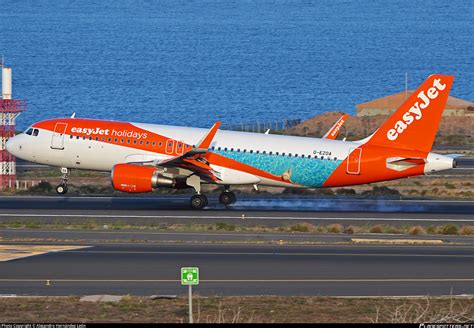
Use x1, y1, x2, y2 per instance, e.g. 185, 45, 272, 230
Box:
0, 0, 472, 130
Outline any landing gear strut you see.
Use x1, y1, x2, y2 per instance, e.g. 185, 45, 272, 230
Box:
219, 186, 236, 206
56, 167, 70, 195
187, 174, 208, 210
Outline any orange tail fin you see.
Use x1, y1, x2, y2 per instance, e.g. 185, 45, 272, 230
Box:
366, 74, 454, 153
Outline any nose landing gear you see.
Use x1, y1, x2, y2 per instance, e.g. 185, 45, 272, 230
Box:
56, 167, 70, 195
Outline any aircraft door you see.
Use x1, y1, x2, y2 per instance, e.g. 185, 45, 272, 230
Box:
346, 147, 362, 175
165, 139, 174, 154
51, 122, 68, 150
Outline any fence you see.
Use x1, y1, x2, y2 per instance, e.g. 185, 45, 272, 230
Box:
221, 119, 301, 133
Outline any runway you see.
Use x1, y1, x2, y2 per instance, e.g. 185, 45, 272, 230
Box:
0, 243, 472, 296
0, 196, 473, 226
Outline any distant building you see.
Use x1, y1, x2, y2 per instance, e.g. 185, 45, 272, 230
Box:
356, 90, 474, 117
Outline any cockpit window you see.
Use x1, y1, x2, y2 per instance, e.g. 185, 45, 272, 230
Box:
25, 128, 33, 135
33, 129, 39, 136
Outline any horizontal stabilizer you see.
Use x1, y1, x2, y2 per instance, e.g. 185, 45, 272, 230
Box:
386, 157, 427, 171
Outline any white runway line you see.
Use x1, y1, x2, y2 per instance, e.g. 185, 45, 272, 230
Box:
0, 213, 473, 222
63, 250, 474, 257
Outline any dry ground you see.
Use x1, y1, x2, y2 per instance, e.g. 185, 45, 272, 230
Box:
0, 296, 472, 323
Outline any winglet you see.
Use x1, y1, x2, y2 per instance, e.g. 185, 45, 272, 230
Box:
197, 121, 221, 149
323, 113, 348, 139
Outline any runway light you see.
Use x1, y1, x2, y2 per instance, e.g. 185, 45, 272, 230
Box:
46, 280, 51, 286
241, 214, 245, 220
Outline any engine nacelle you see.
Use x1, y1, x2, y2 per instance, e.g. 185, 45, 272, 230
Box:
111, 163, 176, 193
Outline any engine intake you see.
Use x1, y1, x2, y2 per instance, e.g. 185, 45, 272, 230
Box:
111, 163, 179, 193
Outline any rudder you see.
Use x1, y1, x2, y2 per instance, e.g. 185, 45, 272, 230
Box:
366, 74, 454, 153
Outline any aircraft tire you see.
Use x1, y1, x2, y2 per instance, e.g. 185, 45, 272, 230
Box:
56, 184, 68, 195
190, 194, 207, 209
219, 191, 236, 206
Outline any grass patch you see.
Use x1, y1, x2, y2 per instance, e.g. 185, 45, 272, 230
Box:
460, 226, 474, 235
0, 296, 471, 323
0, 220, 470, 239
408, 226, 426, 236
441, 224, 458, 235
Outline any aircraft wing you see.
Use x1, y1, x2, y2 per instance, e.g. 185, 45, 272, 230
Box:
134, 121, 222, 182
323, 114, 348, 140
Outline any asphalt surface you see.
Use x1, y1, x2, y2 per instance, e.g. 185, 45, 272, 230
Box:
0, 196, 473, 226
0, 243, 472, 296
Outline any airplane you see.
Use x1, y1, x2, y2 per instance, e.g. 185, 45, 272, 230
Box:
6, 74, 457, 209
323, 113, 348, 140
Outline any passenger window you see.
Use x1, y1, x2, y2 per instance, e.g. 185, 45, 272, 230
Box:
276, 152, 279, 156
133, 140, 137, 144
146, 141, 150, 145
108, 138, 112, 142
289, 153, 292, 157
70, 135, 73, 139
269, 151, 272, 155
83, 136, 86, 140
127, 140, 131, 144
263, 151, 266, 155
250, 150, 253, 154
89, 136, 93, 140
256, 150, 260, 154
33, 129, 39, 136
159, 142, 163, 146
320, 156, 324, 160
224, 147, 228, 151
152, 142, 156, 146
139, 140, 143, 145
237, 149, 240, 152
121, 139, 124, 143
95, 137, 99, 141
114, 138, 118, 142
77, 136, 80, 140
230, 148, 234, 152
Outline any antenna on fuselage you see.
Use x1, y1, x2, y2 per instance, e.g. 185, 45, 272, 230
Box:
70, 112, 76, 118
405, 72, 408, 100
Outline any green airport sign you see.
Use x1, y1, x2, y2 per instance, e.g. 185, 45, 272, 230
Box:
181, 267, 199, 285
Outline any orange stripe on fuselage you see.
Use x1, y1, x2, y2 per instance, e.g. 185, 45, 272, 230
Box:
33, 118, 293, 185
323, 143, 427, 187
33, 118, 193, 156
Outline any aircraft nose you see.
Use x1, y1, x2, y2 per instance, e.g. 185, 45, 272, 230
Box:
5, 136, 19, 156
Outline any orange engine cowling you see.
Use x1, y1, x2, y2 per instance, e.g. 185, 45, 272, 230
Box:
111, 163, 175, 193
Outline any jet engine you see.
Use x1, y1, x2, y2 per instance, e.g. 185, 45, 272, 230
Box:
111, 163, 184, 193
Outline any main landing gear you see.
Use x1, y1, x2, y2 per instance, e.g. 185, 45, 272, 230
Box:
190, 194, 208, 210
56, 167, 70, 195
219, 186, 236, 206
187, 178, 237, 210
